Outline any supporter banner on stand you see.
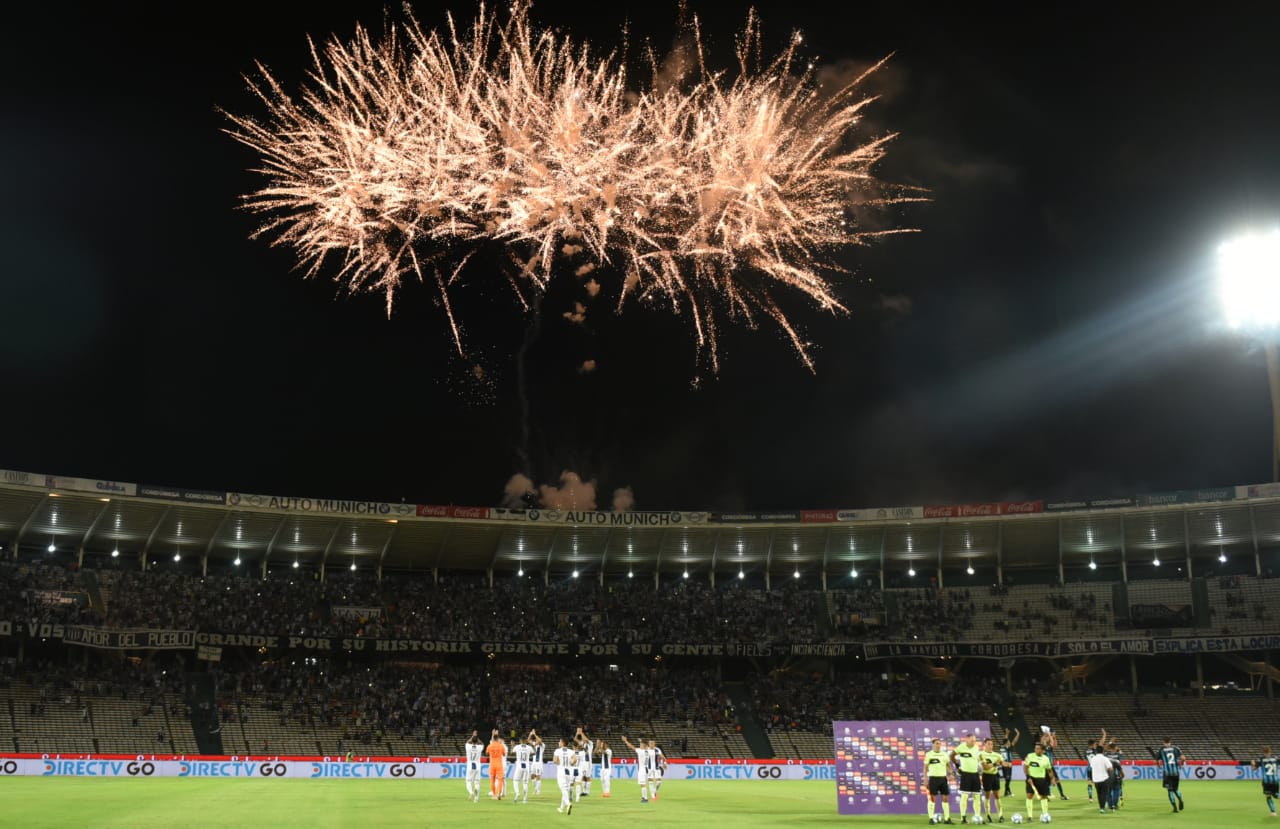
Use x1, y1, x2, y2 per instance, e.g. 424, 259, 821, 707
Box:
137, 485, 226, 505
861, 638, 1155, 660
63, 626, 194, 650
226, 492, 417, 518
1153, 634, 1280, 653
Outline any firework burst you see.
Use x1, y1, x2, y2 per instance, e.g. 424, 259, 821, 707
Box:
226, 2, 920, 372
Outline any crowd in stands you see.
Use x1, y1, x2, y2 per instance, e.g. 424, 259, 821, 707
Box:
750, 669, 1002, 732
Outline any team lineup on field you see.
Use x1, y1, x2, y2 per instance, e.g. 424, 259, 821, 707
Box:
462, 726, 665, 814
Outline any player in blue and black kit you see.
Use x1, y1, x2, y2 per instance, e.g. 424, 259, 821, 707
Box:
1159, 737, 1185, 812
1248, 746, 1280, 817
1103, 740, 1124, 810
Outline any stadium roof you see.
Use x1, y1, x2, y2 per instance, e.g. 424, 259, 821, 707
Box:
3, 481, 1279, 582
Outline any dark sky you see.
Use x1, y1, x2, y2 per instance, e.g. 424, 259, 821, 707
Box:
2, 2, 1278, 511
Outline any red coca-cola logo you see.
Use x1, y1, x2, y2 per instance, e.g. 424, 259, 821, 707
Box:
451, 507, 489, 519
416, 505, 450, 517
1000, 501, 1043, 514
957, 503, 998, 517
923, 505, 956, 518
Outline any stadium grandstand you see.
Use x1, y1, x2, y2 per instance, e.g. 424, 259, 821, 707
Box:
5, 471, 1280, 763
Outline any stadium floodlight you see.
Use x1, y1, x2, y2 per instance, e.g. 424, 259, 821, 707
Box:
1088, 559, 1097, 570
173, 553, 181, 562
47, 542, 55, 553
738, 569, 745, 579
793, 569, 800, 579
966, 565, 975, 575
1219, 229, 1280, 479
517, 566, 524, 576
627, 569, 633, 578
111, 548, 119, 558
682, 569, 689, 579
572, 569, 579, 578
350, 562, 357, 571
234, 557, 241, 566
1152, 556, 1161, 567
293, 560, 299, 569
1219, 552, 1228, 563
850, 567, 858, 578
907, 567, 916, 577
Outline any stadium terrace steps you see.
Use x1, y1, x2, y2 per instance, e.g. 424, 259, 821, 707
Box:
2, 691, 16, 751
9, 687, 94, 754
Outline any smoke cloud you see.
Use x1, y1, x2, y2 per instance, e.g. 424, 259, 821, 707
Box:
500, 473, 637, 512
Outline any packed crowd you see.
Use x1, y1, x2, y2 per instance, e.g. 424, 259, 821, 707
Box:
750, 669, 1002, 732
218, 660, 726, 745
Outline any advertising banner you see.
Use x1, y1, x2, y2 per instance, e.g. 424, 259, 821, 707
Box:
226, 493, 416, 519
415, 505, 490, 519
862, 638, 1155, 660
138, 485, 226, 505
1140, 488, 1237, 507
524, 509, 709, 526
834, 720, 990, 816
836, 507, 924, 522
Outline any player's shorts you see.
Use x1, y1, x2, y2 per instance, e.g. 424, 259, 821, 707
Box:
1162, 774, 1179, 792
982, 774, 1001, 793
531, 763, 542, 777
960, 771, 982, 794
466, 762, 480, 782
1263, 781, 1279, 797
651, 767, 664, 782
639, 769, 650, 785
600, 766, 612, 780
1027, 776, 1051, 798
583, 761, 592, 779
928, 776, 951, 796
512, 765, 529, 782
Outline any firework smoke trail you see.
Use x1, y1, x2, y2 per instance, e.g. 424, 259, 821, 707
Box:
226, 2, 921, 371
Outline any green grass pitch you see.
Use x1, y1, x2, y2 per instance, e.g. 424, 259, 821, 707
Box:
3, 778, 1275, 828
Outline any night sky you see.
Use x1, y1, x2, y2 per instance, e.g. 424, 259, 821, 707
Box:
2, 2, 1278, 512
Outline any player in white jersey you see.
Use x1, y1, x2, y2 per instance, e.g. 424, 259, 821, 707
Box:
571, 737, 586, 801
529, 730, 545, 796
597, 739, 613, 797
648, 739, 666, 800
464, 730, 484, 803
575, 726, 595, 796
511, 737, 533, 803
620, 735, 653, 803
553, 738, 576, 815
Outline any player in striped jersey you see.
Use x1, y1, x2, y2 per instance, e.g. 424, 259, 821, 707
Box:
621, 735, 653, 803
464, 730, 484, 803
529, 731, 545, 796
511, 737, 534, 804
649, 739, 666, 800
1249, 746, 1280, 817
598, 739, 613, 798
571, 737, 586, 801
575, 726, 595, 796
553, 738, 575, 815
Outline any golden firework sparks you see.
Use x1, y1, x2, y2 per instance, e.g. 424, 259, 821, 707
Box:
225, 2, 921, 371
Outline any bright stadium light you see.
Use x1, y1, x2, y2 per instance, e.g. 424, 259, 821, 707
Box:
1088, 559, 1097, 570
234, 557, 241, 566
627, 569, 633, 578
966, 565, 975, 575
111, 548, 120, 558
850, 567, 858, 578
47, 542, 56, 553
793, 569, 800, 579
1220, 229, 1280, 480
907, 567, 916, 577
350, 562, 357, 571
738, 569, 745, 579
682, 569, 689, 579
572, 569, 579, 578
1219, 553, 1228, 563
1220, 230, 1280, 329
174, 553, 181, 562
517, 566, 524, 576
293, 560, 299, 569
1153, 557, 1161, 567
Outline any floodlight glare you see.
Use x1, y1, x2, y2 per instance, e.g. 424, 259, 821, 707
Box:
1219, 230, 1280, 329
907, 567, 916, 577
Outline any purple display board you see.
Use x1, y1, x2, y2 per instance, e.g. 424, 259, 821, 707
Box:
833, 720, 993, 816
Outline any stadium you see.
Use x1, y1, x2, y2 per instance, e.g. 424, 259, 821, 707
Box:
5, 473, 1280, 825
5, 0, 1280, 826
